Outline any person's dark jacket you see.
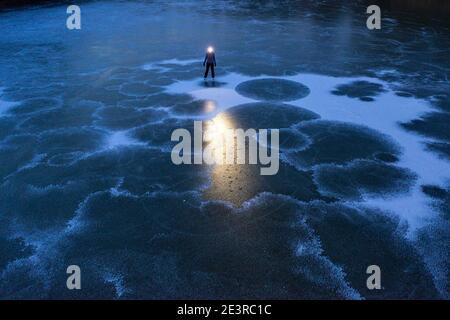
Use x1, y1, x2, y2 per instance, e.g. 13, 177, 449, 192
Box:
203, 52, 216, 66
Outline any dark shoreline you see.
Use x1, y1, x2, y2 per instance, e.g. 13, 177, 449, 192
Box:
2, 0, 450, 14
0, 0, 90, 11
0, 0, 60, 9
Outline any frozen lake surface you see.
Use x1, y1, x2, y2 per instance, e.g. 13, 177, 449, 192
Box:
0, 0, 449, 299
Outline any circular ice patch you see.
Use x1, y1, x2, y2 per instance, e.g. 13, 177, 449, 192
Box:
278, 128, 310, 151
331, 81, 386, 102
314, 160, 417, 200
130, 118, 195, 149
286, 120, 400, 168
220, 102, 319, 129
235, 78, 310, 102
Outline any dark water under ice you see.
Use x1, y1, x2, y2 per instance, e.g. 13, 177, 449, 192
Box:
0, 0, 449, 299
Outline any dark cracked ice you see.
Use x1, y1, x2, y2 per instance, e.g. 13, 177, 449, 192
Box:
0, 0, 449, 299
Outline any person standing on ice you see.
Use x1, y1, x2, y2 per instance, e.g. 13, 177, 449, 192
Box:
203, 46, 217, 79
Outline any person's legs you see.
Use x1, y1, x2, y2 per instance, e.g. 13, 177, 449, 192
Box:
204, 64, 210, 78
211, 64, 215, 78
